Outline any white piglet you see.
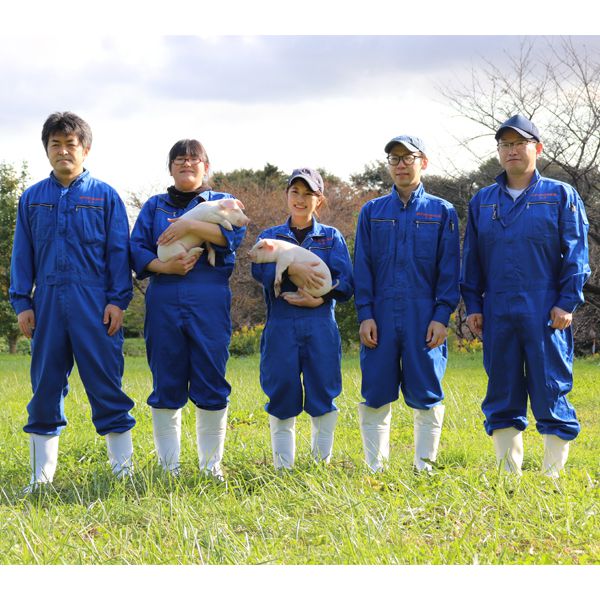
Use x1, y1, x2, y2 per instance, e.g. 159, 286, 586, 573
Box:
157, 198, 249, 266
249, 238, 337, 298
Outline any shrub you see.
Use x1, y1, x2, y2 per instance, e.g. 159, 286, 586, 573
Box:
229, 325, 264, 356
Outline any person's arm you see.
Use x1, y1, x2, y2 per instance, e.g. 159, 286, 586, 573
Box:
432, 205, 460, 327
9, 192, 36, 316
158, 219, 227, 247
104, 190, 133, 311
460, 196, 485, 317
554, 187, 591, 315
353, 205, 375, 323
323, 228, 354, 304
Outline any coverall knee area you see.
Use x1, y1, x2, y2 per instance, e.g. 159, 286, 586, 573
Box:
481, 291, 579, 441
360, 300, 447, 410
144, 278, 231, 412
25, 284, 135, 436
260, 318, 341, 421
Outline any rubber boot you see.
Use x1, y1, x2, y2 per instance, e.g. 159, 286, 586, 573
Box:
492, 427, 523, 475
196, 406, 228, 480
269, 415, 296, 470
152, 408, 182, 474
28, 433, 59, 490
413, 404, 445, 471
106, 430, 134, 478
358, 402, 391, 473
311, 410, 339, 464
542, 434, 570, 478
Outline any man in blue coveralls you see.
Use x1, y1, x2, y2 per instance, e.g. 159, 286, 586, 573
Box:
354, 135, 460, 472
10, 112, 136, 490
461, 115, 590, 477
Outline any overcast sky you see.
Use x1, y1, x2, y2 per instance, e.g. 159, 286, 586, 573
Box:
1, 4, 598, 201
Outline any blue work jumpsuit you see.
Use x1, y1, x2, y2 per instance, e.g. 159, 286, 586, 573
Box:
251, 219, 354, 420
130, 191, 246, 411
9, 170, 135, 436
354, 184, 460, 409
461, 170, 590, 439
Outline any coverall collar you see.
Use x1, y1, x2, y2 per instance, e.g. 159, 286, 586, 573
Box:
495, 168, 541, 192
280, 216, 327, 244
49, 168, 90, 189
494, 169, 542, 227
391, 182, 425, 207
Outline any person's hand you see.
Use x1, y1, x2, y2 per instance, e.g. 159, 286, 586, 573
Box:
103, 304, 124, 336
359, 318, 378, 349
281, 288, 324, 308
467, 313, 483, 337
157, 218, 191, 246
287, 261, 327, 289
426, 320, 448, 349
163, 251, 199, 276
17, 309, 35, 339
549, 306, 572, 330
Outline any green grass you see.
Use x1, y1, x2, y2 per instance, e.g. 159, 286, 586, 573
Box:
0, 352, 598, 565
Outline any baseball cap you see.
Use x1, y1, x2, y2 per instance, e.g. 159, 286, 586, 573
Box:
495, 115, 541, 142
384, 135, 427, 155
287, 167, 324, 193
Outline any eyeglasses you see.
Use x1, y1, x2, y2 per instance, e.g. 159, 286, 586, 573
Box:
172, 156, 202, 165
497, 140, 536, 151
386, 154, 421, 166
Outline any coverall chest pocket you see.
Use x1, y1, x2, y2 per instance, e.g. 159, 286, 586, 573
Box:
413, 220, 440, 259
308, 244, 332, 264
525, 201, 559, 242
75, 205, 105, 244
28, 203, 55, 240
370, 219, 396, 255
477, 204, 498, 245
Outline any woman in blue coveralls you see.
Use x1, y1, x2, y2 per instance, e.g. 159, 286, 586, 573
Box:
251, 168, 353, 470
130, 139, 246, 479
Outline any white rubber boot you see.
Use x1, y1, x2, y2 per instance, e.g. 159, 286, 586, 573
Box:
152, 408, 182, 474
311, 410, 339, 464
269, 415, 296, 470
29, 433, 59, 488
196, 406, 228, 480
106, 430, 134, 478
542, 434, 570, 478
358, 402, 391, 473
492, 427, 523, 475
413, 404, 445, 471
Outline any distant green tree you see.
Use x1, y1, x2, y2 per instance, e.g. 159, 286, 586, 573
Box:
0, 162, 29, 353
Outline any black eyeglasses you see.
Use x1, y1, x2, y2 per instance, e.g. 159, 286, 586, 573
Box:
386, 154, 421, 166
172, 156, 202, 165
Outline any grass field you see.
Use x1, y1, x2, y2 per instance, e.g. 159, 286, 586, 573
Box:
0, 351, 598, 565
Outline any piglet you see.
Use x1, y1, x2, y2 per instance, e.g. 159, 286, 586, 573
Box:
249, 238, 337, 298
157, 198, 249, 266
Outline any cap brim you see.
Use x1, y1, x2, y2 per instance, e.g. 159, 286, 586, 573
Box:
495, 126, 537, 141
288, 175, 321, 193
384, 140, 419, 154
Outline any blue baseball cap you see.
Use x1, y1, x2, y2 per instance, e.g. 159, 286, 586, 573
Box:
384, 135, 427, 155
495, 115, 541, 142
287, 167, 324, 193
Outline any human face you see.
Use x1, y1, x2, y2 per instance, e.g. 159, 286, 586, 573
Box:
497, 130, 542, 182
287, 179, 321, 228
387, 143, 427, 199
170, 156, 207, 192
46, 133, 89, 186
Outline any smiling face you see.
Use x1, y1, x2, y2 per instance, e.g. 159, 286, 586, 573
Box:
46, 133, 89, 186
497, 130, 543, 185
170, 156, 207, 192
387, 143, 427, 200
286, 178, 322, 228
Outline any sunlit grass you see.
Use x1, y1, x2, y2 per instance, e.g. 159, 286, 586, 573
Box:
0, 352, 598, 564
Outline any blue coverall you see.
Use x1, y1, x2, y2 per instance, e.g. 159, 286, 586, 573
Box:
461, 170, 590, 439
9, 170, 135, 436
130, 191, 246, 411
354, 183, 460, 409
251, 218, 354, 420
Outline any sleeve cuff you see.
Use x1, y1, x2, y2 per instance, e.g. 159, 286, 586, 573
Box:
432, 305, 452, 327
357, 305, 374, 322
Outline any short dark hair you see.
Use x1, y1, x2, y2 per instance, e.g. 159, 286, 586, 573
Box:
41, 112, 93, 151
168, 139, 209, 171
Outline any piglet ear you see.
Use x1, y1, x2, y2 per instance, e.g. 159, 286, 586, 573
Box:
221, 198, 237, 210
235, 198, 246, 210
261, 239, 275, 250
